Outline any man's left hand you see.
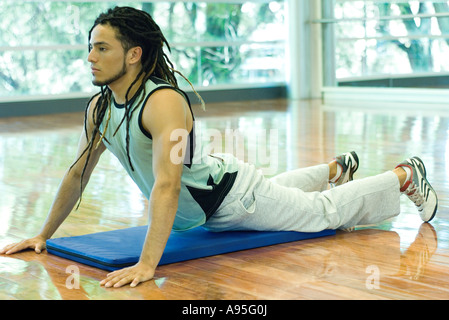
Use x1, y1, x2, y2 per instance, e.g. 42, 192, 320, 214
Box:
100, 262, 155, 288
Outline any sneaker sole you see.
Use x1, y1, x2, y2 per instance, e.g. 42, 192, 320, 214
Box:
421, 175, 438, 222
422, 185, 438, 222
348, 151, 359, 181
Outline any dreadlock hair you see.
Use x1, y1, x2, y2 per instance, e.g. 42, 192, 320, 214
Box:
71, 6, 205, 209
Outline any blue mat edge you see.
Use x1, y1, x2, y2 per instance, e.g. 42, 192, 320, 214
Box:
47, 227, 336, 271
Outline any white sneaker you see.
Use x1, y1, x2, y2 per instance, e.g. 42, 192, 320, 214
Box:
330, 151, 359, 187
396, 157, 438, 222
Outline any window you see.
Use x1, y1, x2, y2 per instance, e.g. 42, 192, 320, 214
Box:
320, 0, 449, 89
0, 1, 286, 99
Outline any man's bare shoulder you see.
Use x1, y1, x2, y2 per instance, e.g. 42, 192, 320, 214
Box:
144, 89, 188, 119
142, 88, 191, 136
85, 93, 102, 126
147, 88, 187, 108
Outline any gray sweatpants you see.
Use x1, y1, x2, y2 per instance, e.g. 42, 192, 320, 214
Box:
203, 161, 401, 232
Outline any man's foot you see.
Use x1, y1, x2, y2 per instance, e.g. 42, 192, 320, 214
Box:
396, 157, 438, 222
330, 151, 359, 187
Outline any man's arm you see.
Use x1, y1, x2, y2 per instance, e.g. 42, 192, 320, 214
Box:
1, 95, 105, 255
100, 89, 190, 288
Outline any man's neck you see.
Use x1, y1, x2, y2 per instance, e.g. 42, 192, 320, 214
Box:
108, 71, 146, 105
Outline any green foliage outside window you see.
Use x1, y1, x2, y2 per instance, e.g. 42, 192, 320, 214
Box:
332, 1, 449, 83
0, 1, 286, 98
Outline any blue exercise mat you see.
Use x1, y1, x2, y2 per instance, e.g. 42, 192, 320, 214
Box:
46, 226, 335, 271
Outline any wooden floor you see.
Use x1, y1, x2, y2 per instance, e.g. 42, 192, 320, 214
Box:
0, 98, 448, 300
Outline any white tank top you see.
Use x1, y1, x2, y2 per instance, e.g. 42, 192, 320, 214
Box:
99, 77, 238, 231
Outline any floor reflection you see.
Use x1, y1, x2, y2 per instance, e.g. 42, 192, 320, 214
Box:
311, 223, 438, 290
395, 223, 438, 281
0, 222, 439, 299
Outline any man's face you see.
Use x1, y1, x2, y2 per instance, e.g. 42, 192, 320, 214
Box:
87, 24, 127, 87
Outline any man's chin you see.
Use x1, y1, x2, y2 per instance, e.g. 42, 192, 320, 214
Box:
92, 79, 105, 86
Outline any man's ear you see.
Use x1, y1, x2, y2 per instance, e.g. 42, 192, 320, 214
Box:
127, 46, 143, 65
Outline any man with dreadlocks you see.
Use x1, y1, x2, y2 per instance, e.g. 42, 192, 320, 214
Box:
1, 6, 438, 288
2, 6, 239, 288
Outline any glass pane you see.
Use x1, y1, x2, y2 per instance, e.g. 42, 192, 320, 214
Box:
327, 0, 449, 88
237, 43, 286, 85
155, 1, 285, 43
0, 1, 286, 98
170, 43, 285, 87
168, 46, 200, 86
0, 1, 142, 47
0, 49, 91, 96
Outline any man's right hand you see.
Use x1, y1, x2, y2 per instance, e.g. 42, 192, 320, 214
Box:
0, 235, 47, 255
